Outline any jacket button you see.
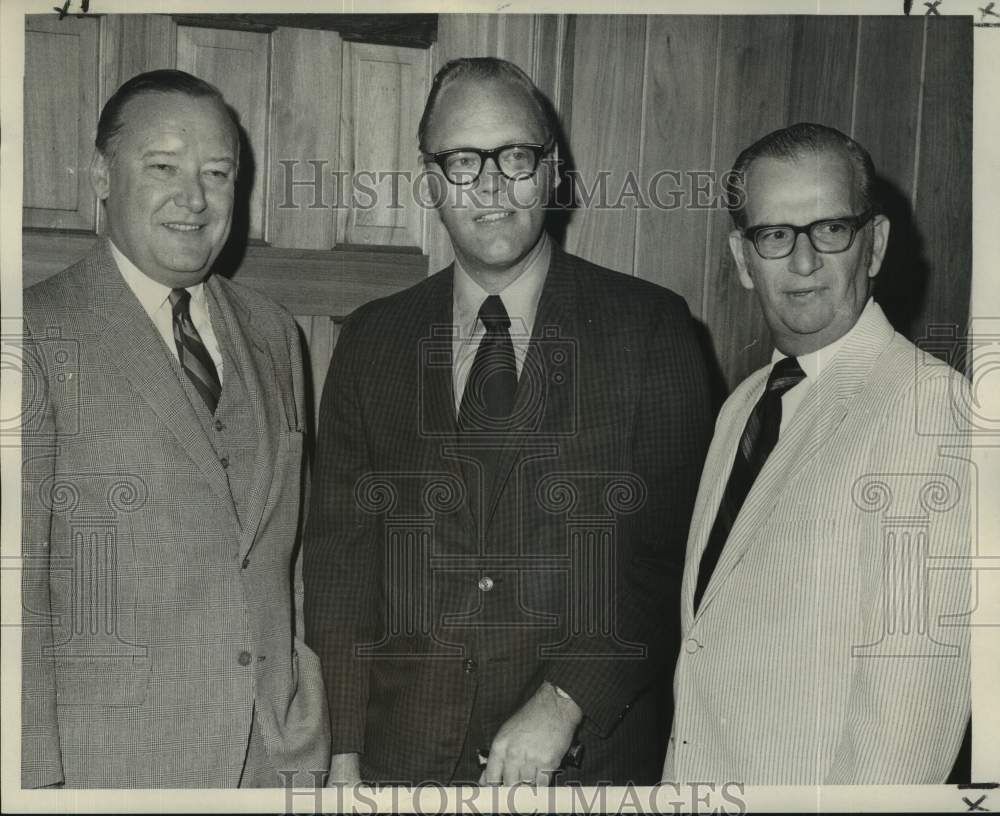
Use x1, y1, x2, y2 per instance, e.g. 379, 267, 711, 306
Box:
684, 638, 702, 654
241, 556, 250, 569
477, 576, 494, 592
238, 651, 252, 666
214, 419, 225, 431
220, 456, 229, 469
463, 658, 477, 673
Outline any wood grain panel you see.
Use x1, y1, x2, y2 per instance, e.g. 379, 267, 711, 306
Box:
909, 16, 972, 355
852, 17, 924, 196
704, 16, 795, 391
636, 16, 719, 318
787, 16, 858, 131
23, 15, 99, 230
531, 15, 572, 128
98, 14, 177, 109
294, 314, 341, 430
563, 14, 647, 275
23, 231, 427, 318
339, 42, 428, 248
496, 15, 536, 75
268, 27, 342, 250
176, 25, 270, 241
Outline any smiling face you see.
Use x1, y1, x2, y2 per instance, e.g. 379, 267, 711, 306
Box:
420, 78, 556, 290
91, 91, 238, 289
728, 150, 889, 356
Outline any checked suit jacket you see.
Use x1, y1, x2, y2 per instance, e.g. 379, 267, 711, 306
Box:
21, 242, 330, 788
664, 302, 972, 784
303, 244, 714, 784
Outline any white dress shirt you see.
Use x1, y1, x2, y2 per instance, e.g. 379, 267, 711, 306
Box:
109, 240, 224, 382
771, 297, 876, 436
451, 234, 551, 413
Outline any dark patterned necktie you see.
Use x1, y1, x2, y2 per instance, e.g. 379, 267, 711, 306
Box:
169, 288, 221, 414
458, 295, 517, 431
693, 356, 806, 612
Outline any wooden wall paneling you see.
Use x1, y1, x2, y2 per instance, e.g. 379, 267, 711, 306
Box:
563, 14, 647, 275
531, 15, 574, 130
786, 16, 858, 131
635, 15, 720, 318
338, 42, 428, 248
23, 15, 99, 231
911, 17, 972, 353
704, 16, 796, 390
176, 25, 271, 241
853, 17, 925, 341
99, 14, 177, 107
293, 314, 341, 431
496, 15, 537, 76
268, 27, 342, 250
852, 17, 924, 196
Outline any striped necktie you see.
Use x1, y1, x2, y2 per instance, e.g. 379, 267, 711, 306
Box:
169, 288, 222, 414
458, 294, 518, 431
693, 356, 806, 612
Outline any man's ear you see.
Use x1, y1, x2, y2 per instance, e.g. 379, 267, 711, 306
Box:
547, 143, 562, 191
729, 228, 755, 291
90, 150, 110, 201
867, 214, 890, 279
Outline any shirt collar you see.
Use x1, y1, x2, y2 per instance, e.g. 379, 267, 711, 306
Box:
109, 239, 208, 320
771, 297, 876, 381
453, 234, 551, 338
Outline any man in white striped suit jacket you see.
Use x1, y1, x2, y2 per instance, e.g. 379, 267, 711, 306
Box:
21, 70, 329, 788
664, 123, 971, 785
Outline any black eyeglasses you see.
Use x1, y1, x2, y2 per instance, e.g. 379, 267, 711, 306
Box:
743, 209, 875, 259
422, 143, 552, 186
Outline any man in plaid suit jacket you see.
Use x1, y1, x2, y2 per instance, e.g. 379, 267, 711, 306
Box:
21, 71, 329, 788
304, 58, 713, 786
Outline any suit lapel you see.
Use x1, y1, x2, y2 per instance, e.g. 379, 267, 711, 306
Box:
693, 303, 897, 619
85, 244, 237, 518
481, 246, 576, 528
419, 268, 477, 531
208, 277, 281, 559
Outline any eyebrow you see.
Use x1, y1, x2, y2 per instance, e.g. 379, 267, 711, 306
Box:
140, 150, 235, 163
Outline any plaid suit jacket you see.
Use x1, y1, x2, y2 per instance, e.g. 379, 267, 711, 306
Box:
304, 245, 713, 784
21, 242, 330, 788
664, 302, 971, 784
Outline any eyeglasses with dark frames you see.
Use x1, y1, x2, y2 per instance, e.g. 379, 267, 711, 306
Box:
743, 209, 876, 260
422, 143, 553, 186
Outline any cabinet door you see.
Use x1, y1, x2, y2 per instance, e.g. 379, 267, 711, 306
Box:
23, 15, 100, 231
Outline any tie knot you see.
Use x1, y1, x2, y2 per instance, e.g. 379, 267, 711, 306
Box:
169, 288, 192, 314
478, 294, 511, 332
766, 356, 805, 398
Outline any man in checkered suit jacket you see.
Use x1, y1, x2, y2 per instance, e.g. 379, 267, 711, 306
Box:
21, 70, 329, 788
304, 58, 713, 786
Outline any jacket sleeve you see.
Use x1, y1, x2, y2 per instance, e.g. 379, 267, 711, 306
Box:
824, 371, 971, 783
21, 319, 65, 788
546, 295, 714, 735
302, 311, 378, 756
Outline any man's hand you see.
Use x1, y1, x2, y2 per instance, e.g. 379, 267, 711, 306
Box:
326, 752, 362, 786
479, 681, 583, 786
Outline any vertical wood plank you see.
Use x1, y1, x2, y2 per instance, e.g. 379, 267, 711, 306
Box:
786, 16, 858, 131
176, 26, 270, 241
496, 15, 536, 75
636, 16, 719, 318
98, 14, 177, 110
23, 15, 99, 230
563, 14, 646, 275
704, 16, 795, 390
853, 17, 926, 340
852, 17, 924, 197
910, 17, 972, 355
339, 42, 428, 248
268, 27, 341, 250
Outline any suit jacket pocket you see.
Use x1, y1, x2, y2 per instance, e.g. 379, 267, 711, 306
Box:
55, 656, 152, 707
